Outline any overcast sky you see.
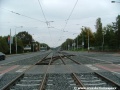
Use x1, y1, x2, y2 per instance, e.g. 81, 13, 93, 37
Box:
0, 0, 120, 47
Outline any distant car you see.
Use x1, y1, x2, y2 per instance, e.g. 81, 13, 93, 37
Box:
0, 52, 5, 60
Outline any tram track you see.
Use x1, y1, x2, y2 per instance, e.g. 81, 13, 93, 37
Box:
0, 52, 51, 90
1, 51, 120, 90
40, 53, 85, 90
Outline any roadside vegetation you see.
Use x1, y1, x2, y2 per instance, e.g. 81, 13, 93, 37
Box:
0, 31, 50, 54
61, 15, 120, 52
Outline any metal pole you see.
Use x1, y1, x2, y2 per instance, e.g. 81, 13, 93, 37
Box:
15, 30, 17, 54
82, 33, 83, 51
74, 40, 75, 51
15, 26, 23, 54
10, 29, 11, 54
66, 42, 67, 50
77, 36, 78, 50
88, 29, 89, 53
67, 42, 69, 50
33, 44, 34, 52
81, 27, 85, 51
72, 41, 73, 50
102, 34, 104, 51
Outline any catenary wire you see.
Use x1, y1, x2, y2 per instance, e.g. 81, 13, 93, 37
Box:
37, 0, 48, 26
58, 0, 79, 44
0, 7, 45, 23
37, 0, 55, 47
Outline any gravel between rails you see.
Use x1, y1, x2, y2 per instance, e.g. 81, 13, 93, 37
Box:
45, 73, 77, 90
10, 74, 44, 90
0, 73, 21, 89
76, 73, 115, 88
98, 72, 120, 85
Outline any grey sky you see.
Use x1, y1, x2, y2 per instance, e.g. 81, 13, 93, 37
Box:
0, 0, 120, 47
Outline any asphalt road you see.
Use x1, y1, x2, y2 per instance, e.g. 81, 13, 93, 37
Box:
0, 51, 50, 65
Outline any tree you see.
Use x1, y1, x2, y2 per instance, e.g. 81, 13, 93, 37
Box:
80, 27, 95, 48
17, 31, 32, 47
116, 15, 120, 49
103, 25, 117, 50
61, 38, 73, 50
66, 38, 73, 50
0, 37, 9, 53
95, 18, 103, 47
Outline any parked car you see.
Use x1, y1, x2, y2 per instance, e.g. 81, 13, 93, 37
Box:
0, 52, 5, 60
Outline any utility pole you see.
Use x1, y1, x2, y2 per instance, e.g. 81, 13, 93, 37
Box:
81, 27, 85, 51
82, 26, 90, 53
77, 36, 78, 49
15, 30, 17, 54
10, 29, 11, 54
74, 39, 75, 50
82, 31, 84, 51
73, 33, 78, 50
88, 29, 90, 53
102, 34, 104, 51
15, 26, 23, 54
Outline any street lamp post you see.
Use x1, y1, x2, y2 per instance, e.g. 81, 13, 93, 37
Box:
74, 39, 75, 50
33, 44, 34, 52
76, 24, 81, 50
82, 26, 90, 53
15, 26, 23, 54
73, 33, 78, 50
32, 37, 35, 52
82, 32, 84, 51
76, 24, 85, 51
81, 28, 84, 51
88, 29, 90, 53
102, 33, 104, 51
72, 40, 74, 50
77, 36, 78, 49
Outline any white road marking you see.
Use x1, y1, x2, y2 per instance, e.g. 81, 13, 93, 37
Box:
16, 66, 30, 72
86, 64, 99, 70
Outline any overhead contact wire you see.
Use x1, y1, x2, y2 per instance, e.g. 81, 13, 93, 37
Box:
37, 0, 54, 46
0, 7, 45, 23
58, 0, 79, 43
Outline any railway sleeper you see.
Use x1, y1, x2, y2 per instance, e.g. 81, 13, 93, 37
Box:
10, 74, 43, 90
45, 74, 78, 90
76, 73, 116, 89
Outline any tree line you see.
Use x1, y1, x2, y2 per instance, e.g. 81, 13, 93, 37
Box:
0, 31, 50, 54
61, 15, 120, 51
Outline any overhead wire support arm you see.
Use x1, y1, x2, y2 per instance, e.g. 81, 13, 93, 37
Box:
62, 0, 79, 31
37, 0, 48, 26
37, 0, 54, 46
58, 0, 79, 42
